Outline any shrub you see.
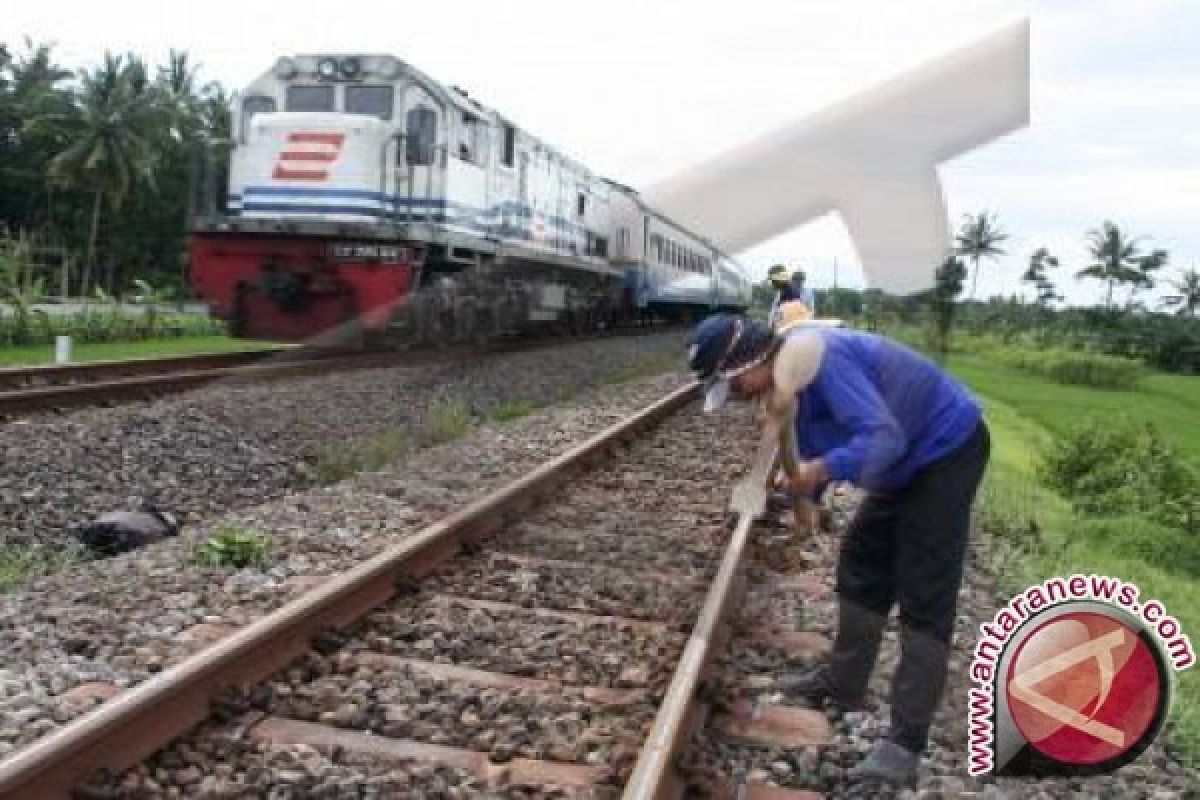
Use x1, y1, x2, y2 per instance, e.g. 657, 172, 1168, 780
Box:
1072, 515, 1200, 578
0, 307, 224, 347
1040, 418, 1198, 530
193, 526, 272, 569
314, 429, 409, 483
425, 401, 472, 444
996, 347, 1143, 389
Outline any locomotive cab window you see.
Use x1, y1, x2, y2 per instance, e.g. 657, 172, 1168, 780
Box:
241, 95, 276, 138
286, 85, 335, 112
345, 85, 393, 119
576, 193, 586, 217
457, 112, 486, 165
405, 107, 438, 166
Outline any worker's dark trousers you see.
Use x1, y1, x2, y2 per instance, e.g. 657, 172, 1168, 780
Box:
831, 420, 990, 754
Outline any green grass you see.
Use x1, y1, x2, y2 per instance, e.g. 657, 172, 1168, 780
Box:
0, 336, 287, 366
492, 400, 537, 422
314, 428, 411, 484
949, 354, 1200, 465
424, 401, 472, 445
968, 374, 1200, 766
193, 525, 272, 569
0, 539, 83, 592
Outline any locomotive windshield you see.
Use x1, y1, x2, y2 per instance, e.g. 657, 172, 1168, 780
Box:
345, 86, 394, 119
285, 85, 335, 112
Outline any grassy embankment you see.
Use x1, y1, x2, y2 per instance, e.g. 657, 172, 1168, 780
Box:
0, 336, 285, 366
945, 349, 1199, 766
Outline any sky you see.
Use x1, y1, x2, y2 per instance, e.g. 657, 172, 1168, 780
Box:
6, 0, 1199, 306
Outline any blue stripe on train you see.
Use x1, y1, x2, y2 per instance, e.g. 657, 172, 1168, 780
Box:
238, 187, 588, 233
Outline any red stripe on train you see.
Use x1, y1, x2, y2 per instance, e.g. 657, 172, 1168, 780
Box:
287, 132, 345, 145
272, 166, 330, 181
279, 151, 339, 162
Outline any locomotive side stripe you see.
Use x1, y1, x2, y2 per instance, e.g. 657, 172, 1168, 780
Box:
286, 132, 345, 145
239, 187, 591, 234
272, 167, 330, 181
279, 151, 339, 163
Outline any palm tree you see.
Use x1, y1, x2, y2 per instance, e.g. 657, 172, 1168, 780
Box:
1077, 221, 1167, 311
955, 211, 1008, 301
156, 50, 203, 137
1162, 268, 1200, 316
1126, 248, 1168, 310
1022, 247, 1060, 307
46, 52, 164, 295
2, 40, 74, 232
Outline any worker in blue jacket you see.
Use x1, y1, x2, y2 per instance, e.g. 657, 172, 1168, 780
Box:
686, 313, 990, 790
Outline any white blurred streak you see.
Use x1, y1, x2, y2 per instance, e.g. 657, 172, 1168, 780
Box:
645, 20, 1030, 294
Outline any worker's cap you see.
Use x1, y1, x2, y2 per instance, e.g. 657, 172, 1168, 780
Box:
686, 314, 775, 412
767, 264, 789, 280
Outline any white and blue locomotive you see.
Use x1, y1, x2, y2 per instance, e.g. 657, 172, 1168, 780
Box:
190, 53, 752, 341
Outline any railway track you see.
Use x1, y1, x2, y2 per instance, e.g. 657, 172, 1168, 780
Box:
0, 385, 835, 799
0, 327, 684, 419
0, 348, 373, 418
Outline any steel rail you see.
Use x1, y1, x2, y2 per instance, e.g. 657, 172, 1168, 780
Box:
0, 349, 294, 392
0, 382, 699, 799
622, 511, 756, 800
0, 351, 409, 418
0, 325, 685, 418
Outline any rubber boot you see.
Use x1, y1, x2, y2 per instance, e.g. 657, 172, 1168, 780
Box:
847, 740, 919, 789
776, 598, 885, 710
827, 598, 887, 706
888, 624, 950, 755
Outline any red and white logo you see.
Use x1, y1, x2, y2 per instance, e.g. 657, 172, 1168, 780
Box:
1006, 610, 1165, 768
272, 132, 345, 182
968, 582, 1185, 778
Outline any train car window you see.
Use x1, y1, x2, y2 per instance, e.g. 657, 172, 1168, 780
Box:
577, 193, 586, 217
405, 107, 437, 166
345, 85, 393, 119
285, 85, 335, 112
501, 124, 516, 167
594, 237, 609, 257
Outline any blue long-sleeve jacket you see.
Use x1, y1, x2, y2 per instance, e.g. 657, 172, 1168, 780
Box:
791, 329, 981, 493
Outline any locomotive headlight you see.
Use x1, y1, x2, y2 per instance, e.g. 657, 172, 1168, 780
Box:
317, 57, 339, 81
339, 57, 363, 80
273, 57, 298, 80
378, 56, 402, 80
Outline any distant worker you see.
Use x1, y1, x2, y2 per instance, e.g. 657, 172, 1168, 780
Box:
767, 264, 816, 328
685, 314, 990, 791
790, 268, 817, 313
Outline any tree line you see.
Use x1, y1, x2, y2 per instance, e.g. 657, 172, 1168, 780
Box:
0, 39, 230, 299
759, 213, 1200, 372
4, 39, 1199, 322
